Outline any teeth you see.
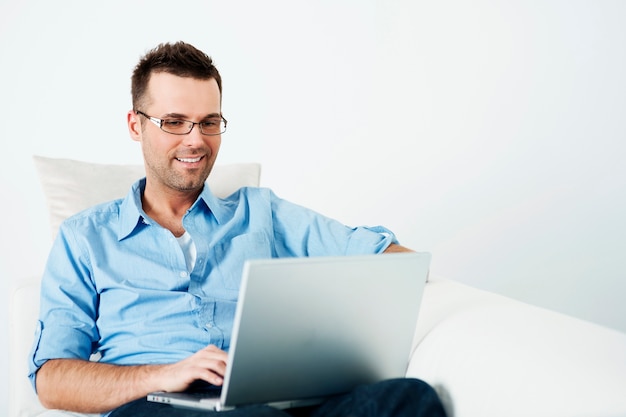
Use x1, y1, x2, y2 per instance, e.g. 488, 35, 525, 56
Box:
177, 157, 202, 163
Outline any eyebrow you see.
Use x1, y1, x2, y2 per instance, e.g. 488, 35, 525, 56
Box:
162, 112, 221, 120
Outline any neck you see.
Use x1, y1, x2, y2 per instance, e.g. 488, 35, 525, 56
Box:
141, 182, 201, 237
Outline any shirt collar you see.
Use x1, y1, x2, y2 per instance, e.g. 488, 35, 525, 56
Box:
197, 182, 229, 224
118, 178, 228, 241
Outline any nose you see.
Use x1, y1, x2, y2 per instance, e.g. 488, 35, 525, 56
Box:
181, 123, 205, 146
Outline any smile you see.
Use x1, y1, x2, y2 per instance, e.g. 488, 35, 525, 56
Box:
176, 156, 203, 163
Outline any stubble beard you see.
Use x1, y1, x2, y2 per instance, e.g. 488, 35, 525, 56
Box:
166, 161, 213, 192
145, 156, 215, 194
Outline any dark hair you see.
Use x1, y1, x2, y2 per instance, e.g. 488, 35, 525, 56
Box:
131, 41, 222, 109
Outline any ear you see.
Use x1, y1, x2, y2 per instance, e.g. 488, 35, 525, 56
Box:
127, 110, 142, 142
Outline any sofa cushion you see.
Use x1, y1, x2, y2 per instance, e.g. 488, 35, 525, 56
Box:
33, 155, 261, 239
408, 289, 626, 417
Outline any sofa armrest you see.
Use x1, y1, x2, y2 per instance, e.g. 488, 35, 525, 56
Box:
10, 281, 46, 417
409, 278, 626, 417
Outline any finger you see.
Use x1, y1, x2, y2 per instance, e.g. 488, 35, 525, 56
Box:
188, 350, 228, 380
201, 345, 229, 359
191, 367, 224, 386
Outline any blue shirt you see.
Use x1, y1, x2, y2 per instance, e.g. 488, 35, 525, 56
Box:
28, 180, 397, 389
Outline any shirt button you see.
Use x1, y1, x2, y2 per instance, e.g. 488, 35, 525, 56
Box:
206, 323, 213, 328
180, 271, 188, 278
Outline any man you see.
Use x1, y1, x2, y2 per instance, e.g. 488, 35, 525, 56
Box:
29, 41, 446, 417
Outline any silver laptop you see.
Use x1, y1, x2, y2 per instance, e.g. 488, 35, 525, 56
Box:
148, 252, 431, 411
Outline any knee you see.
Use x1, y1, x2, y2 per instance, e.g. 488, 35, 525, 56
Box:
383, 377, 436, 394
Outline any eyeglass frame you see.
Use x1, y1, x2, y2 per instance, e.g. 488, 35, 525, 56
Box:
135, 110, 227, 136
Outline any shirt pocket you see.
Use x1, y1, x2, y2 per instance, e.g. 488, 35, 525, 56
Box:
215, 232, 272, 290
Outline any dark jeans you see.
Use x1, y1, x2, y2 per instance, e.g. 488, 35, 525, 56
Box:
109, 378, 447, 417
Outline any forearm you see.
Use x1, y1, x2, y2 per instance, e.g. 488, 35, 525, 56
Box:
36, 358, 165, 413
383, 243, 414, 253
36, 345, 227, 413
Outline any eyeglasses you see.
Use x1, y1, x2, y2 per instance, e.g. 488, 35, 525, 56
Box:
135, 110, 227, 136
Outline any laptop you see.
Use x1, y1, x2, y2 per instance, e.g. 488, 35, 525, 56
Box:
148, 252, 431, 411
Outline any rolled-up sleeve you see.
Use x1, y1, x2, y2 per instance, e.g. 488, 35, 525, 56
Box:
28, 223, 99, 391
264, 189, 398, 257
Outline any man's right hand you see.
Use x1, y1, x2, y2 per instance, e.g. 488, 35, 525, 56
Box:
154, 344, 228, 392
36, 345, 228, 414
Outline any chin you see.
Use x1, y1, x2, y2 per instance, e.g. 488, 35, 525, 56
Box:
166, 174, 206, 192
179, 180, 206, 192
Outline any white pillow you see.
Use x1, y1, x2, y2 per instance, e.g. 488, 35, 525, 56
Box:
33, 155, 261, 239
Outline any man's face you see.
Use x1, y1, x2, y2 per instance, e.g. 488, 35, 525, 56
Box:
129, 72, 222, 195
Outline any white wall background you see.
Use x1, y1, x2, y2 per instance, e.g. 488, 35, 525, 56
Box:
1, 0, 625, 414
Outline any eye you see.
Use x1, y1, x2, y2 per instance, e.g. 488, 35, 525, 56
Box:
201, 117, 221, 127
163, 119, 186, 128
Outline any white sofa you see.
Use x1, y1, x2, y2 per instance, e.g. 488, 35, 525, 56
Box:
9, 157, 626, 417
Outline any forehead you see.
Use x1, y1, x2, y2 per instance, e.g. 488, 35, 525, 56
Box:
145, 72, 221, 115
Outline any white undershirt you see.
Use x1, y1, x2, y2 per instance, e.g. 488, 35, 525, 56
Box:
176, 231, 197, 272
